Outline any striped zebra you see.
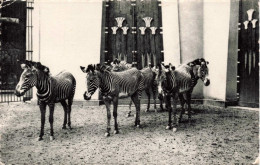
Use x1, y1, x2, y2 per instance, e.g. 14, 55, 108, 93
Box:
108, 59, 160, 117
15, 60, 76, 141
156, 58, 210, 132
80, 64, 144, 137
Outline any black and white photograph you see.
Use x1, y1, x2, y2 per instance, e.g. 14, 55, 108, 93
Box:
0, 0, 259, 164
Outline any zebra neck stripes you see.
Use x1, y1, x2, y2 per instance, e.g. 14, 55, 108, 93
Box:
36, 72, 52, 101
99, 71, 112, 95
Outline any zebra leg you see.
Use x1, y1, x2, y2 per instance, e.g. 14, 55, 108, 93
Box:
165, 94, 172, 130
158, 93, 164, 111
126, 100, 132, 118
67, 98, 73, 129
152, 88, 157, 112
48, 103, 55, 141
186, 92, 192, 125
145, 89, 150, 112
60, 100, 68, 129
113, 97, 119, 134
104, 99, 111, 137
131, 92, 141, 128
178, 94, 186, 123
38, 102, 46, 141
172, 94, 179, 132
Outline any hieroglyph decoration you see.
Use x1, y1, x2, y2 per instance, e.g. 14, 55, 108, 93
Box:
121, 27, 129, 35
139, 27, 146, 35
243, 9, 258, 29
111, 17, 129, 35
242, 9, 258, 74
115, 17, 125, 27
111, 26, 118, 34
247, 9, 254, 21
243, 20, 249, 29
150, 27, 157, 35
143, 17, 153, 27
140, 17, 158, 35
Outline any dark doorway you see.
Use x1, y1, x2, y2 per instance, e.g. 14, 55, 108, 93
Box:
100, 0, 164, 69
0, 0, 33, 103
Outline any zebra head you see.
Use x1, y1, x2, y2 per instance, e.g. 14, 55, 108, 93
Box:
15, 61, 46, 97
155, 64, 169, 96
189, 58, 210, 86
80, 64, 100, 100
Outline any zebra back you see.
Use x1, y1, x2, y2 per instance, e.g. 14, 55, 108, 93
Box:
100, 68, 144, 96
53, 71, 76, 101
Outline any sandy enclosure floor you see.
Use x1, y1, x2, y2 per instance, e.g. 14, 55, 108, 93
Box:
0, 102, 259, 164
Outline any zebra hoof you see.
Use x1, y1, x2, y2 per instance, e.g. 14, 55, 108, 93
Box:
154, 108, 158, 113
105, 133, 110, 137
37, 137, 43, 141
50, 136, 54, 141
114, 130, 119, 134
126, 113, 131, 118
166, 126, 171, 130
136, 125, 140, 128
172, 128, 177, 133
62, 126, 66, 129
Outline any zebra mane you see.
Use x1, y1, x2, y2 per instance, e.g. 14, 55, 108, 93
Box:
187, 58, 207, 66
23, 60, 50, 76
86, 64, 95, 72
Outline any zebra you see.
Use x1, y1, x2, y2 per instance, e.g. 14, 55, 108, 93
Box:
80, 64, 144, 137
107, 59, 160, 117
15, 60, 76, 141
155, 58, 210, 132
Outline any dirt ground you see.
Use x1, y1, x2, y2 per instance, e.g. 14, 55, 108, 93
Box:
0, 102, 259, 164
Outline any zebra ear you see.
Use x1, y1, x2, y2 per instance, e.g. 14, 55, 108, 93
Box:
189, 63, 194, 67
44, 67, 49, 73
161, 64, 165, 70
21, 64, 28, 69
80, 66, 87, 73
91, 65, 95, 72
161, 62, 165, 66
96, 64, 101, 71
31, 66, 39, 73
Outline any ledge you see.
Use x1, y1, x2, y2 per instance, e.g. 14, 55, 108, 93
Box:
73, 98, 238, 108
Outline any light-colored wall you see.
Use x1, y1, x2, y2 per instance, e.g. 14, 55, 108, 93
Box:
33, 0, 103, 100
161, 0, 181, 67
178, 0, 204, 98
203, 0, 231, 100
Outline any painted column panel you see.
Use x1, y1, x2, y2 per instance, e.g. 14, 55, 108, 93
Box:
203, 0, 231, 101
161, 0, 180, 67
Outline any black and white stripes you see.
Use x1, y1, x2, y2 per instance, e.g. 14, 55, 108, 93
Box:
15, 61, 76, 140
36, 71, 76, 103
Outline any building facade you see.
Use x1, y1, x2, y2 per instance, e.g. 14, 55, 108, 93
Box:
0, 0, 258, 107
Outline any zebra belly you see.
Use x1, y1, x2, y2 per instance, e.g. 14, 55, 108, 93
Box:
118, 92, 130, 98
179, 88, 192, 93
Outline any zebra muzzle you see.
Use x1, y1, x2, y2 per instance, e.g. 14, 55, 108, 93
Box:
14, 90, 25, 97
204, 78, 210, 86
83, 92, 91, 100
14, 86, 26, 97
